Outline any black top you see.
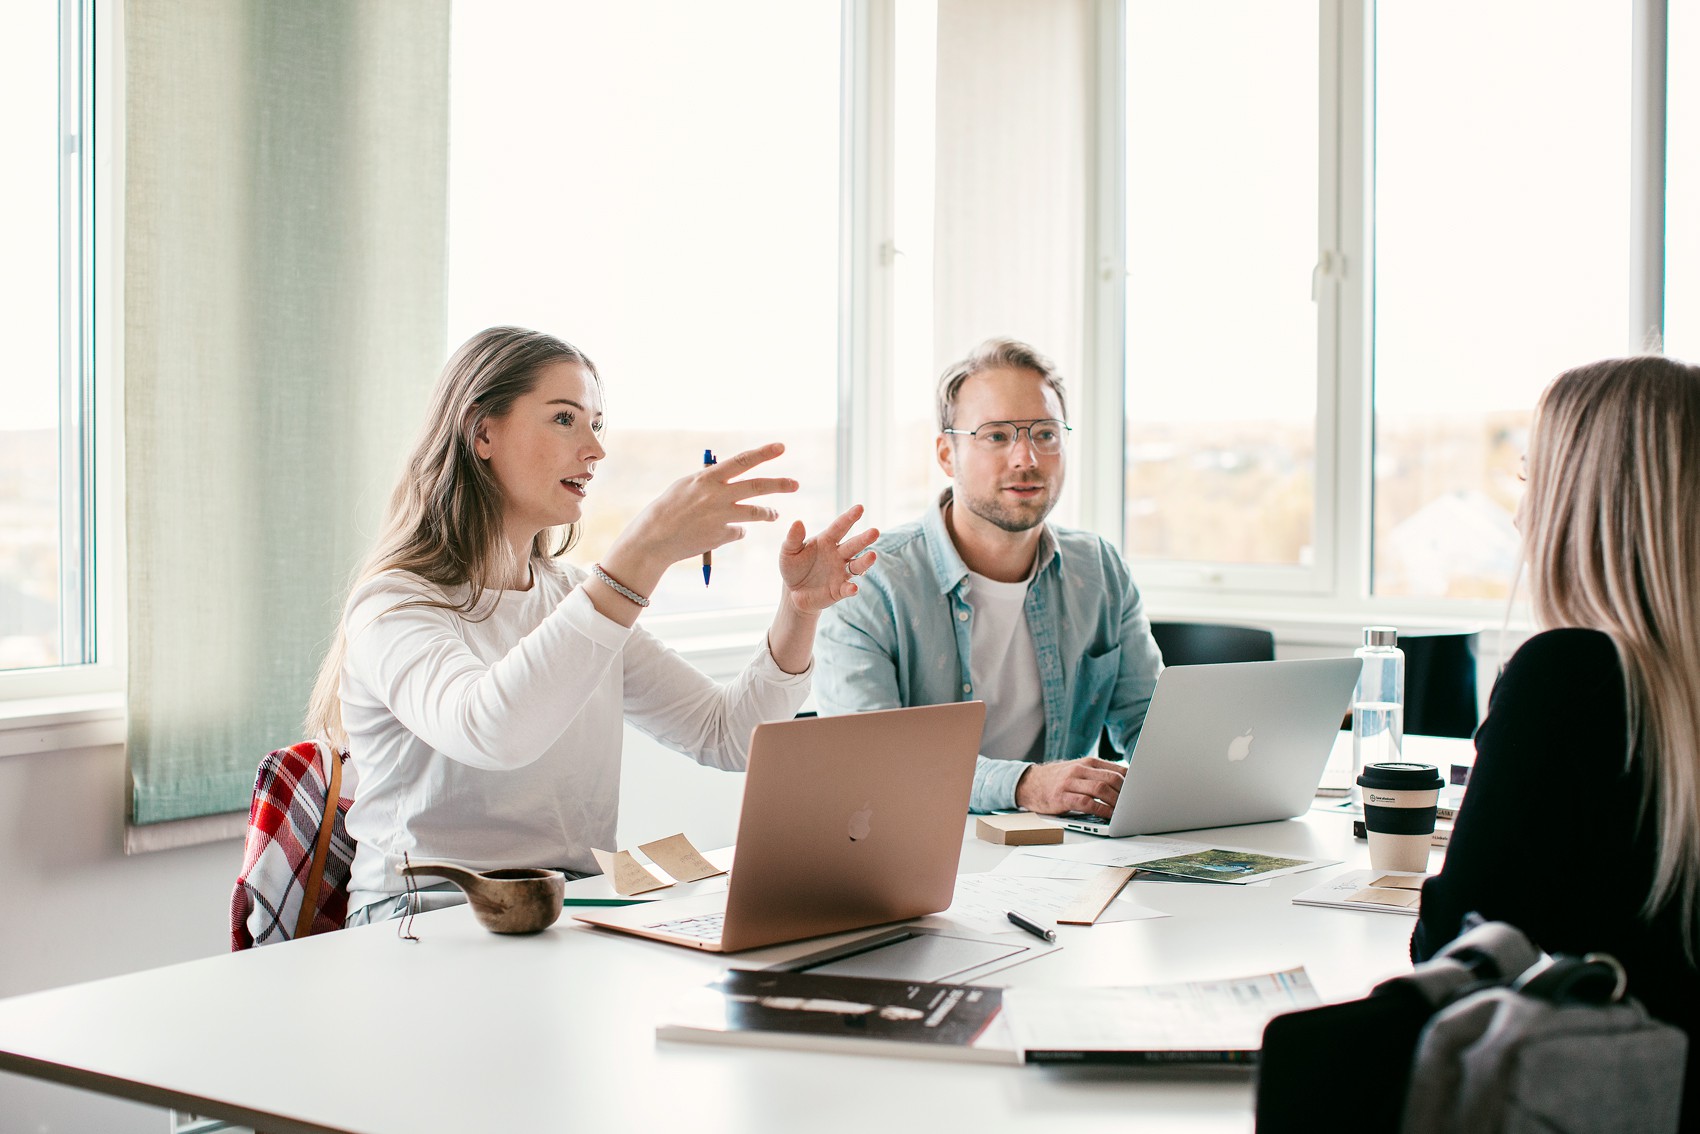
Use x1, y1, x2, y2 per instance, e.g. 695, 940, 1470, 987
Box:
1413, 628, 1697, 1119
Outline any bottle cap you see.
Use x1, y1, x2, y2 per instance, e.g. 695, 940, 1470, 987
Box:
1356, 761, 1443, 791
1363, 626, 1398, 648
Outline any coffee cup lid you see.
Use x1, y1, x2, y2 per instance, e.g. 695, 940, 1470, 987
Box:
1356, 761, 1444, 791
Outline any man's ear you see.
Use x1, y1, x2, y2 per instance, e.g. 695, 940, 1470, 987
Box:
936, 432, 955, 478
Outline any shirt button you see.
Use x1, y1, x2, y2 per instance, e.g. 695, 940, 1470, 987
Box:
963, 684, 972, 694
957, 612, 969, 622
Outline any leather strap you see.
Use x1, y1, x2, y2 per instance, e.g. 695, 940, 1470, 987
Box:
294, 742, 343, 940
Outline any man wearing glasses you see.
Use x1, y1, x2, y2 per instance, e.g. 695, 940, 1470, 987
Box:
816, 338, 1162, 818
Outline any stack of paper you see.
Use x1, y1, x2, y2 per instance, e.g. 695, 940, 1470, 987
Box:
1000, 967, 1321, 1064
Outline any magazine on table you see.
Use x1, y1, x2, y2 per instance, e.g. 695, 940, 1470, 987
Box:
656, 968, 1017, 1064
1016, 836, 1333, 884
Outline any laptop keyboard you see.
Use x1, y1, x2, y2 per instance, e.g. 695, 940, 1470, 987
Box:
644, 910, 725, 941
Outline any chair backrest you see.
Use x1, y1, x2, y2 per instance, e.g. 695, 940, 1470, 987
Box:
1399, 631, 1480, 739
1149, 620, 1277, 667
1100, 621, 1279, 759
230, 740, 357, 950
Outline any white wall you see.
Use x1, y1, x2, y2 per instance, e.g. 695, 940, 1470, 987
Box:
0, 740, 235, 1132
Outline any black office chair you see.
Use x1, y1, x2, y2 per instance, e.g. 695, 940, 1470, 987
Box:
1148, 620, 1276, 667
1398, 630, 1480, 738
1100, 621, 1277, 759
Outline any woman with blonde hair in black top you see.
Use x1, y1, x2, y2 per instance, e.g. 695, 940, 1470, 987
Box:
1414, 353, 1700, 1120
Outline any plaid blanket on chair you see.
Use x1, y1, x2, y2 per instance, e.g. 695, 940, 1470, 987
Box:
230, 740, 356, 950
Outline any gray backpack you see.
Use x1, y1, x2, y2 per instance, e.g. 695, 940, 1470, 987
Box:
1400, 933, 1687, 1134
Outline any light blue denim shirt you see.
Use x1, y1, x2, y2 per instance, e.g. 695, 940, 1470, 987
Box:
815, 492, 1163, 812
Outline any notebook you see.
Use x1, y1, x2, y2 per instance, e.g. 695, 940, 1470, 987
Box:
574, 701, 986, 953
1065, 657, 1362, 838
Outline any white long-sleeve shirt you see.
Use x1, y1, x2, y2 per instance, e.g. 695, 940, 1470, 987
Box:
340, 563, 810, 908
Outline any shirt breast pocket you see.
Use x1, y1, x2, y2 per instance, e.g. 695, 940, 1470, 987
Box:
1072, 644, 1122, 749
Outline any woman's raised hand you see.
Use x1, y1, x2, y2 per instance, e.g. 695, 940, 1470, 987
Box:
592, 443, 877, 636
616, 442, 799, 571
777, 505, 879, 615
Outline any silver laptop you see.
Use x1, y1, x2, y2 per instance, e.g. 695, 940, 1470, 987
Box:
575, 701, 986, 953
1065, 657, 1362, 837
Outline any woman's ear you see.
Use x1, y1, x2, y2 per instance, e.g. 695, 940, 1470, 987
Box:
472, 419, 493, 460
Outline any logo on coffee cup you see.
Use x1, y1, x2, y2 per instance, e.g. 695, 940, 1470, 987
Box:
1367, 791, 1400, 804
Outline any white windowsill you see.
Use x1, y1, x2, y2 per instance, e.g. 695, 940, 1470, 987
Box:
0, 691, 127, 759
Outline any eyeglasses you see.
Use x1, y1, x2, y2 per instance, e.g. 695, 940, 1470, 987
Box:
942, 418, 1073, 455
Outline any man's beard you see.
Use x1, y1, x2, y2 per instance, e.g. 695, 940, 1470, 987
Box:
955, 478, 1058, 533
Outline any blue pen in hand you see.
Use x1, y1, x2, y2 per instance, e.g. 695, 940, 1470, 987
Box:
702, 449, 716, 586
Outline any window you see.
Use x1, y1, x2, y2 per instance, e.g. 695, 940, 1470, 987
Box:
7, 0, 1688, 710
887, 0, 947, 524
1122, 0, 1320, 581
880, 0, 1094, 538
446, 1, 841, 618
1372, 1, 1631, 600
0, 0, 93, 675
1097, 1, 1679, 619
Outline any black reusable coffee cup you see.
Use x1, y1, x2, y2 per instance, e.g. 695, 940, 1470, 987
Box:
1357, 762, 1444, 872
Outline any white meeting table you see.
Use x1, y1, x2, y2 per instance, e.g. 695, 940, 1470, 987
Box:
0, 807, 1436, 1134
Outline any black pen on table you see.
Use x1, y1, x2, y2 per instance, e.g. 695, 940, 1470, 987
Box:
702, 449, 716, 585
1006, 909, 1056, 943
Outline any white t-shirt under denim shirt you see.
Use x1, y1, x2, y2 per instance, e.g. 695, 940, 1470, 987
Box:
964, 567, 1044, 764
338, 563, 810, 915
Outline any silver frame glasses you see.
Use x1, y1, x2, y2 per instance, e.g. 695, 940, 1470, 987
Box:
941, 418, 1073, 454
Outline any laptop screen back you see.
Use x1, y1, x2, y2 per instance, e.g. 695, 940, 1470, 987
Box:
718, 701, 986, 951
1084, 657, 1361, 837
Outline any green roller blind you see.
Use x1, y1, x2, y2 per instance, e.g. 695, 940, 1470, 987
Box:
125, 0, 450, 825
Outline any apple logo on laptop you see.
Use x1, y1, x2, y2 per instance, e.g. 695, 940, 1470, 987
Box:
848, 802, 873, 842
1227, 729, 1254, 762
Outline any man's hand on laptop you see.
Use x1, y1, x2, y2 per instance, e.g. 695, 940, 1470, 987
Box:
1015, 757, 1125, 817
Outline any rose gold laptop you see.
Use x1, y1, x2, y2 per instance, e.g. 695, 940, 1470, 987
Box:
573, 701, 985, 953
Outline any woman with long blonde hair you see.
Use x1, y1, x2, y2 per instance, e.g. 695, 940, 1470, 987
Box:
1415, 353, 1700, 1118
310, 326, 877, 925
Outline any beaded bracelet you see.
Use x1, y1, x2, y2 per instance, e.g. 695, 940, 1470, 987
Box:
591, 563, 650, 608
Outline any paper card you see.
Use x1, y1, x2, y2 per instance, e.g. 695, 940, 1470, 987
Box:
1290, 868, 1426, 916
975, 814, 1065, 846
1349, 887, 1421, 908
590, 848, 673, 896
638, 833, 727, 882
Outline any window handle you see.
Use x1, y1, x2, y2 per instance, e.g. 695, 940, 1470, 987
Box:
1311, 248, 1345, 300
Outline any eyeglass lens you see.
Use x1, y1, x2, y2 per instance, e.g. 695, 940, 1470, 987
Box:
972, 420, 1067, 453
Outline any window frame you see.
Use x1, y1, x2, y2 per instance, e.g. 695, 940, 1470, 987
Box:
1095, 0, 1350, 600
0, 0, 122, 710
